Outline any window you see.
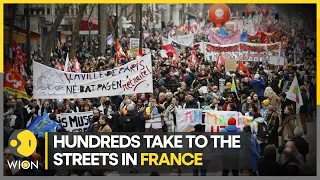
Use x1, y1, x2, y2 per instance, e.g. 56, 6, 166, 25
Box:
47, 8, 50, 15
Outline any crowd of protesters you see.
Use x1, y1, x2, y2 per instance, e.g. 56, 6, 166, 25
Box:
3, 10, 316, 176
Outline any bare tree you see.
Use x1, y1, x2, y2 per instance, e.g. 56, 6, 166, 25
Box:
134, 4, 141, 38
9, 5, 17, 64
70, 4, 88, 59
43, 4, 71, 65
113, 5, 135, 37
86, 4, 96, 54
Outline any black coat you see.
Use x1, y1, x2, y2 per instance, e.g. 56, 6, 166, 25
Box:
258, 159, 282, 176
119, 113, 140, 132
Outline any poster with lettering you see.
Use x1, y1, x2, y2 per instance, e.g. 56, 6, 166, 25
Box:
176, 109, 253, 132
205, 42, 281, 62
56, 111, 93, 132
33, 54, 153, 99
130, 38, 140, 55
224, 59, 238, 73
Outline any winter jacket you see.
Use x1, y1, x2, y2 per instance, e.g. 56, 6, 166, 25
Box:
251, 117, 266, 142
220, 125, 241, 158
119, 113, 140, 132
97, 123, 112, 133
250, 134, 261, 172
251, 79, 266, 97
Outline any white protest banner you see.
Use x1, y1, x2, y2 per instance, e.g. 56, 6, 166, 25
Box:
56, 111, 93, 132
176, 109, 202, 132
205, 42, 281, 62
175, 34, 194, 46
130, 38, 140, 55
176, 109, 253, 132
33, 54, 153, 99
142, 48, 150, 55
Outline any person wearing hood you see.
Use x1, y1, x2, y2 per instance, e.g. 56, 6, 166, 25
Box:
251, 74, 266, 102
264, 87, 281, 113
221, 117, 241, 176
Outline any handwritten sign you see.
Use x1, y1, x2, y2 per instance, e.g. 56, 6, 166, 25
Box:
56, 111, 93, 132
33, 54, 153, 99
225, 59, 238, 73
176, 108, 253, 132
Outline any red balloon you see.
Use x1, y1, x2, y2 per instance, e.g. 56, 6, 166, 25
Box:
208, 4, 231, 27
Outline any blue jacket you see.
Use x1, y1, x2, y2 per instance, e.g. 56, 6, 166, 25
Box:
250, 134, 261, 172
251, 79, 266, 97
220, 125, 241, 157
220, 125, 241, 133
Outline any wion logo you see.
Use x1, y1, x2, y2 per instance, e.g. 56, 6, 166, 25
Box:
7, 130, 38, 170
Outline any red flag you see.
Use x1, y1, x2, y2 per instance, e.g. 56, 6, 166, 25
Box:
238, 60, 250, 77
5, 61, 12, 71
215, 53, 225, 72
189, 50, 198, 67
13, 56, 19, 72
137, 48, 143, 57
4, 68, 28, 100
73, 56, 81, 72
12, 41, 27, 63
162, 44, 179, 65
116, 40, 128, 59
55, 59, 63, 70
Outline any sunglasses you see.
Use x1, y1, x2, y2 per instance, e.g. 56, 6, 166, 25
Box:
4, 153, 12, 156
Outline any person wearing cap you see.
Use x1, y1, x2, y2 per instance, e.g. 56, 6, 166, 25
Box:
221, 117, 241, 176
251, 74, 266, 102
260, 99, 270, 118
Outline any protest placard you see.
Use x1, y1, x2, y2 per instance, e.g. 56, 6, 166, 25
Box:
33, 54, 153, 99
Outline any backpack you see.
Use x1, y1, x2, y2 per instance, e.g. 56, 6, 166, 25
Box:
257, 121, 269, 141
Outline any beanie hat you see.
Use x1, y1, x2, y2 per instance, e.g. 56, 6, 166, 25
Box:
227, 117, 237, 125
262, 99, 270, 106
254, 74, 260, 79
